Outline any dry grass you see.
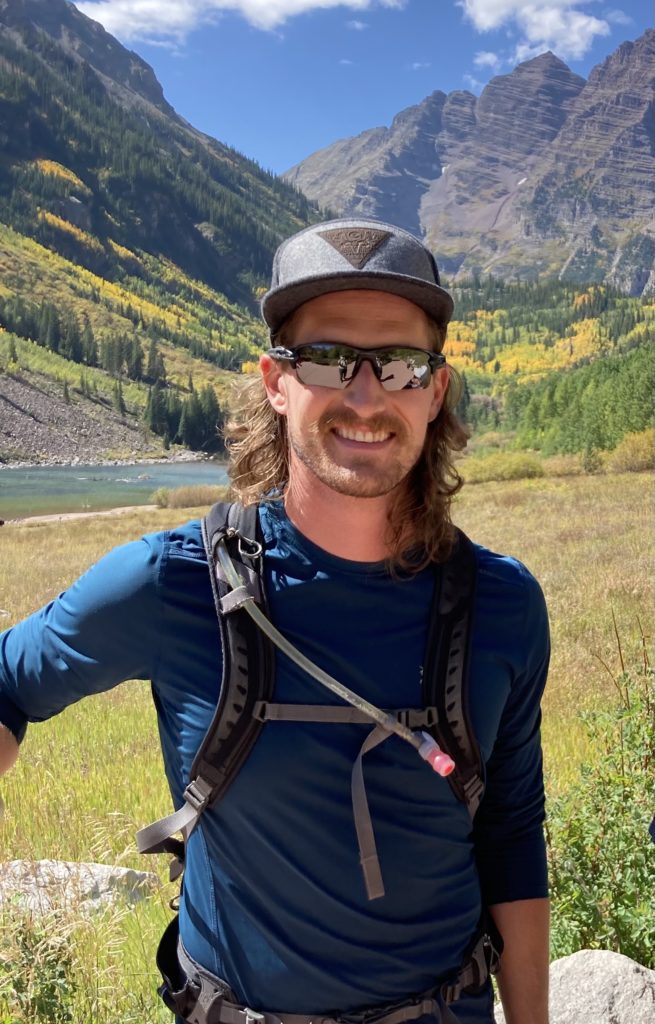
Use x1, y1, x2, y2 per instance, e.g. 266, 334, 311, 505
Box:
452, 471, 653, 788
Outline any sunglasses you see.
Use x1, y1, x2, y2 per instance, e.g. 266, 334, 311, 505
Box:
268, 342, 446, 392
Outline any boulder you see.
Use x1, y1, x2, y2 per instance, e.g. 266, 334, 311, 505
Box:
494, 949, 655, 1023
0, 859, 159, 915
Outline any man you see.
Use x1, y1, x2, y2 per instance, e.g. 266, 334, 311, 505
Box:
0, 218, 550, 1024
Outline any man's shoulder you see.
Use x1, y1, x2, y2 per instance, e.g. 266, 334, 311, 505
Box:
144, 518, 206, 561
466, 536, 546, 612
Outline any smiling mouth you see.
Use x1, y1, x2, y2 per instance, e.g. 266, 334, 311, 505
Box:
333, 427, 393, 444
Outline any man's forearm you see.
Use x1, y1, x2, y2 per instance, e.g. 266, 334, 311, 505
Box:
489, 897, 550, 1024
0, 723, 19, 775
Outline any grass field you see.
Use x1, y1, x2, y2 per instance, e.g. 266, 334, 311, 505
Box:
0, 471, 652, 1020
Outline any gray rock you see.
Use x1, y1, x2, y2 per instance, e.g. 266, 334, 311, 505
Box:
0, 859, 160, 915
494, 949, 655, 1024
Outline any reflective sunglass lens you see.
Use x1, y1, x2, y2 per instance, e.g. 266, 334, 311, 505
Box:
289, 345, 436, 391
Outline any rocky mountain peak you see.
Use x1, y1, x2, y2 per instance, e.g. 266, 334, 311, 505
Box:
0, 0, 173, 116
286, 31, 655, 292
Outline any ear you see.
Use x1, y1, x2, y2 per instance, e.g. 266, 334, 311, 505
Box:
260, 353, 289, 416
427, 365, 450, 422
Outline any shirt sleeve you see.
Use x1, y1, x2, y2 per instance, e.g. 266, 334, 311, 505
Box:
473, 567, 550, 905
0, 533, 165, 743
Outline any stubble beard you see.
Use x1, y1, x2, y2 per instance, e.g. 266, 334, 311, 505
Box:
287, 408, 423, 499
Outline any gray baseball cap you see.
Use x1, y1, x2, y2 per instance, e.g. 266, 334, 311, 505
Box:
261, 217, 454, 339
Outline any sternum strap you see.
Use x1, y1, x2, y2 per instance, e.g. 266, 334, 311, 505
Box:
255, 703, 438, 901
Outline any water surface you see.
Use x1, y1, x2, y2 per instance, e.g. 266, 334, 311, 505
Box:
0, 461, 228, 518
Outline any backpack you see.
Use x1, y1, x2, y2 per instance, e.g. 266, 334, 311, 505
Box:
137, 501, 484, 900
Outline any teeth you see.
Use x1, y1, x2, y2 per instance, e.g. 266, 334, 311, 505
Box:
335, 428, 391, 443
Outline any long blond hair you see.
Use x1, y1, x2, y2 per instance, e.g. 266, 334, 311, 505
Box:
225, 323, 469, 572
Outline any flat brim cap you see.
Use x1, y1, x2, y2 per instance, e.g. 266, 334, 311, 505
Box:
262, 218, 454, 340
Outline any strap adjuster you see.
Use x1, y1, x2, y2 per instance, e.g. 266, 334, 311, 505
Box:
395, 707, 438, 729
184, 777, 214, 813
440, 981, 461, 1005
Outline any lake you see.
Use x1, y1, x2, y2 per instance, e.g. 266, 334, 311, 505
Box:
0, 461, 229, 518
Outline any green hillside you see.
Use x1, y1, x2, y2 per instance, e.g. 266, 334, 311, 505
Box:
0, 22, 317, 306
0, 2, 322, 462
446, 279, 654, 458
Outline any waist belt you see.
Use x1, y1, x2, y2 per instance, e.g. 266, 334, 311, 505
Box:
156, 917, 500, 1024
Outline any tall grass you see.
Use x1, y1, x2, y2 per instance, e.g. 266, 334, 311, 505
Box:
0, 473, 652, 1019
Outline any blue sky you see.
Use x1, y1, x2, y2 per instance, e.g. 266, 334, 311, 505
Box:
73, 0, 651, 174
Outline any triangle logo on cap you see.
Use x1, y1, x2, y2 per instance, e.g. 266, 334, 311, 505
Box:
318, 228, 390, 269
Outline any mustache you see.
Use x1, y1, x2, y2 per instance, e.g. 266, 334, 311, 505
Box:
317, 408, 406, 436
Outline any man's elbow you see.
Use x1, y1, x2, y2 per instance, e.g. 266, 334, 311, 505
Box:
0, 723, 19, 775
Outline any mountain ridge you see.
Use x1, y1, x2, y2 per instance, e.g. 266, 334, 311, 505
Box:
285, 30, 655, 294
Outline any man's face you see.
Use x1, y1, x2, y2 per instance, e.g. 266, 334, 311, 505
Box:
260, 290, 449, 500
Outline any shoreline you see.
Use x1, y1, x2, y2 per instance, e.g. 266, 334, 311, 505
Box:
5, 504, 160, 526
0, 451, 212, 471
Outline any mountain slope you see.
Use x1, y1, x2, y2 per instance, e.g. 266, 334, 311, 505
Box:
0, 0, 322, 464
286, 31, 655, 293
0, 0, 318, 308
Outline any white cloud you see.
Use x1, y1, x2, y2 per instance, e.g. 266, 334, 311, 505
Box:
473, 49, 501, 69
75, 0, 405, 41
346, 18, 368, 29
604, 8, 632, 25
339, 57, 354, 63
463, 72, 483, 92
411, 60, 431, 70
458, 0, 611, 62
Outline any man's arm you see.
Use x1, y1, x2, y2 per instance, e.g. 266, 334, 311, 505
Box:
490, 897, 550, 1024
0, 723, 18, 775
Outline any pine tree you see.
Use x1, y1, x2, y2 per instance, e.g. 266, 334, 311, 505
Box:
146, 339, 166, 383
199, 384, 223, 452
112, 379, 126, 417
179, 391, 205, 450
81, 320, 98, 366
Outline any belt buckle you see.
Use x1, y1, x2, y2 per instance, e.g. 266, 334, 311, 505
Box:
245, 1009, 265, 1024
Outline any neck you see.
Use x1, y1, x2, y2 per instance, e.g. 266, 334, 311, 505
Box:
283, 465, 394, 563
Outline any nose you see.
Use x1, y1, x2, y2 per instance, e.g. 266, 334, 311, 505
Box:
341, 358, 387, 415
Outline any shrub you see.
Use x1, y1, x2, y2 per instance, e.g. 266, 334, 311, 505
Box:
0, 910, 76, 1023
462, 451, 545, 484
581, 445, 603, 475
151, 484, 230, 509
547, 666, 655, 967
542, 454, 584, 478
605, 428, 655, 474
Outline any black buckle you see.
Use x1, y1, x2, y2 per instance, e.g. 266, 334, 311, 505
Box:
396, 707, 438, 729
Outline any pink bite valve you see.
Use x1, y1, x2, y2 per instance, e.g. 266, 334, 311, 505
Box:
418, 732, 456, 777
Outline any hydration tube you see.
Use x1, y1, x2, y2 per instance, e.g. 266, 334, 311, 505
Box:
215, 538, 455, 778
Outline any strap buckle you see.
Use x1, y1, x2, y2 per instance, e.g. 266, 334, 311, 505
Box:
245, 1009, 265, 1024
396, 707, 438, 729
440, 981, 461, 1005
184, 776, 214, 814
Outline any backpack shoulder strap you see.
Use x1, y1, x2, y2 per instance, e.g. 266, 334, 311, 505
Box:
193, 500, 274, 798
423, 527, 484, 817
136, 501, 275, 861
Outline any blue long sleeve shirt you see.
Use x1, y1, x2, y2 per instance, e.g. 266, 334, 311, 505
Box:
0, 503, 549, 1022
